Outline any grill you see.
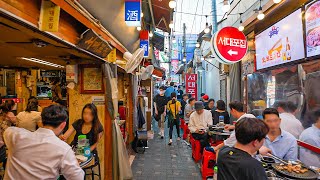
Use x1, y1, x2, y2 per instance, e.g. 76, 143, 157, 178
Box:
272, 163, 319, 180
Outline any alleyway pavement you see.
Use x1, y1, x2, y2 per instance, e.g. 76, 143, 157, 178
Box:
131, 120, 202, 180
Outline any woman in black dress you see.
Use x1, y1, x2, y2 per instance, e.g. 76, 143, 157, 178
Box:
211, 100, 230, 125
61, 103, 104, 155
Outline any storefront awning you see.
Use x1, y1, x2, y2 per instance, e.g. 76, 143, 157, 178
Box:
151, 0, 173, 32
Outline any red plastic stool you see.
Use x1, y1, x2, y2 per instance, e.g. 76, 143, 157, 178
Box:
183, 125, 190, 140
180, 118, 185, 129
201, 148, 216, 179
191, 136, 202, 162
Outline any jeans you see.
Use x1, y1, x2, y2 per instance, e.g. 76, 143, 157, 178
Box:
192, 133, 209, 153
169, 119, 180, 139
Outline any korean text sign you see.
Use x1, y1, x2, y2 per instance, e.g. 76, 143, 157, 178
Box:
185, 74, 198, 100
39, 0, 60, 32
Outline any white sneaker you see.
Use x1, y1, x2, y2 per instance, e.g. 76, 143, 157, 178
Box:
177, 137, 181, 141
168, 139, 173, 146
158, 132, 162, 136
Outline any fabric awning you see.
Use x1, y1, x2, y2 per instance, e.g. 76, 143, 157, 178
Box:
151, 0, 172, 32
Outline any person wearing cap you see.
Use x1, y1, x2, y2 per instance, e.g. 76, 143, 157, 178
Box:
188, 101, 213, 152
202, 95, 209, 108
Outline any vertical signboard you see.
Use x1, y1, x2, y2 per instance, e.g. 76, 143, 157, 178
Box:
125, 0, 141, 27
305, 0, 320, 57
185, 74, 198, 100
140, 30, 149, 57
39, 0, 60, 32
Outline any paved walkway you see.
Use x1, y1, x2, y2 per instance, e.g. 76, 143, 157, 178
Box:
131, 120, 202, 180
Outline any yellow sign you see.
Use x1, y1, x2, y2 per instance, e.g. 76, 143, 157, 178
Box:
39, 0, 60, 32
107, 48, 116, 63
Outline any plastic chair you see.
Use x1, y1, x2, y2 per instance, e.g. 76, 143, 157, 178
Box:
201, 148, 216, 179
190, 136, 202, 162
83, 153, 101, 180
183, 125, 190, 140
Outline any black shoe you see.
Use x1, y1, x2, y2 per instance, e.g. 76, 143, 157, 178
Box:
161, 136, 164, 139
168, 142, 172, 146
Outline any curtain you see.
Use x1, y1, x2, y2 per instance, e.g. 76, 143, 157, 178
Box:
103, 63, 118, 118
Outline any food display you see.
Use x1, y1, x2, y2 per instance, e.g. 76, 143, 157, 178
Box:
275, 163, 308, 174
305, 0, 320, 57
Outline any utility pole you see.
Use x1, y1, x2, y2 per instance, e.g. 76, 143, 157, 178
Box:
183, 23, 187, 72
168, 32, 172, 79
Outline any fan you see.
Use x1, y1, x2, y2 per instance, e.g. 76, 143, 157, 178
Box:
140, 65, 154, 80
123, 48, 144, 73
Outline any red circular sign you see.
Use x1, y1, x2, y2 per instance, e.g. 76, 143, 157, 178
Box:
211, 27, 248, 63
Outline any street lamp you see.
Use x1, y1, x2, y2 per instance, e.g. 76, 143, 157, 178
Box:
169, 0, 176, 9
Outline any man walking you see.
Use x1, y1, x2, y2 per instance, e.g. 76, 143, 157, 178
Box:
154, 86, 168, 139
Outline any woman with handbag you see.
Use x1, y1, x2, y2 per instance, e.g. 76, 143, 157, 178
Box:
167, 92, 181, 145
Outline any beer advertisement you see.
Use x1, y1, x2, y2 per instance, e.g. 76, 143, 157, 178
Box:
305, 0, 320, 58
255, 9, 305, 70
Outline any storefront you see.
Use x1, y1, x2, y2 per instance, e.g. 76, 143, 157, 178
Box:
244, 0, 320, 128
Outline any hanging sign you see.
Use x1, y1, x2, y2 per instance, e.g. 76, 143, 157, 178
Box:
39, 0, 61, 32
107, 48, 117, 63
125, 0, 141, 27
140, 40, 149, 57
78, 29, 113, 58
211, 26, 248, 64
185, 74, 198, 100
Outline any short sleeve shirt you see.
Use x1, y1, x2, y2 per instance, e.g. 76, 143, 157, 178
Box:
71, 119, 104, 148
17, 111, 41, 132
217, 146, 268, 180
154, 94, 168, 113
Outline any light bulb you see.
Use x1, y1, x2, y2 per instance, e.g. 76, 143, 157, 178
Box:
172, 38, 176, 43
273, 0, 281, 3
149, 32, 153, 37
169, 0, 177, 9
137, 26, 141, 31
196, 42, 200, 48
183, 57, 186, 62
141, 12, 144, 17
257, 11, 265, 20
238, 25, 244, 31
169, 22, 174, 29
222, 0, 231, 12
204, 27, 210, 34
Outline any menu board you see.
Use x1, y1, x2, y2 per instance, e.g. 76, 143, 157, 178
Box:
255, 9, 305, 70
305, 0, 320, 57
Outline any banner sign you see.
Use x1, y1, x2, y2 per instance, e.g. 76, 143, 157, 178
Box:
255, 9, 305, 70
125, 0, 141, 27
39, 0, 60, 32
185, 74, 198, 100
140, 40, 149, 57
305, 0, 320, 57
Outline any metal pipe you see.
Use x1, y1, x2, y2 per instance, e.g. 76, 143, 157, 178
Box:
211, 0, 217, 33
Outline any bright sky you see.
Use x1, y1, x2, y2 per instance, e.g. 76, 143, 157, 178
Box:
174, 0, 225, 35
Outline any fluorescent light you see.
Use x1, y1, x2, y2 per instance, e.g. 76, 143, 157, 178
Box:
21, 57, 64, 68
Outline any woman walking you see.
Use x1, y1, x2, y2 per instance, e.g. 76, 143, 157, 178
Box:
167, 92, 181, 145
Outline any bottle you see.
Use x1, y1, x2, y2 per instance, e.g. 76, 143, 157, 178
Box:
214, 166, 218, 180
286, 37, 291, 61
219, 116, 224, 126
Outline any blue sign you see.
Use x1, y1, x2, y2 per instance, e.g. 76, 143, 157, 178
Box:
125, 1, 141, 27
140, 40, 149, 57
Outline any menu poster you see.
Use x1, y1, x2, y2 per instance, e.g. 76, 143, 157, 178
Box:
305, 0, 320, 57
255, 9, 305, 70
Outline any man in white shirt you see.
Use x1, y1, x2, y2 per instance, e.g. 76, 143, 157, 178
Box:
189, 101, 213, 152
4, 105, 84, 180
214, 101, 255, 151
274, 101, 304, 139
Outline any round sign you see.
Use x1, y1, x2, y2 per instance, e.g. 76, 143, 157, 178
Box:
211, 27, 248, 64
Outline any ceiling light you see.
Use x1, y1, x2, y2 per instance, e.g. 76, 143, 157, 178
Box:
21, 57, 64, 68
273, 0, 281, 3
222, 0, 231, 12
169, 21, 174, 29
169, 0, 177, 9
204, 15, 210, 34
141, 12, 144, 17
149, 32, 153, 37
137, 26, 141, 31
196, 42, 200, 48
238, 24, 244, 31
257, 10, 265, 20
172, 36, 176, 43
